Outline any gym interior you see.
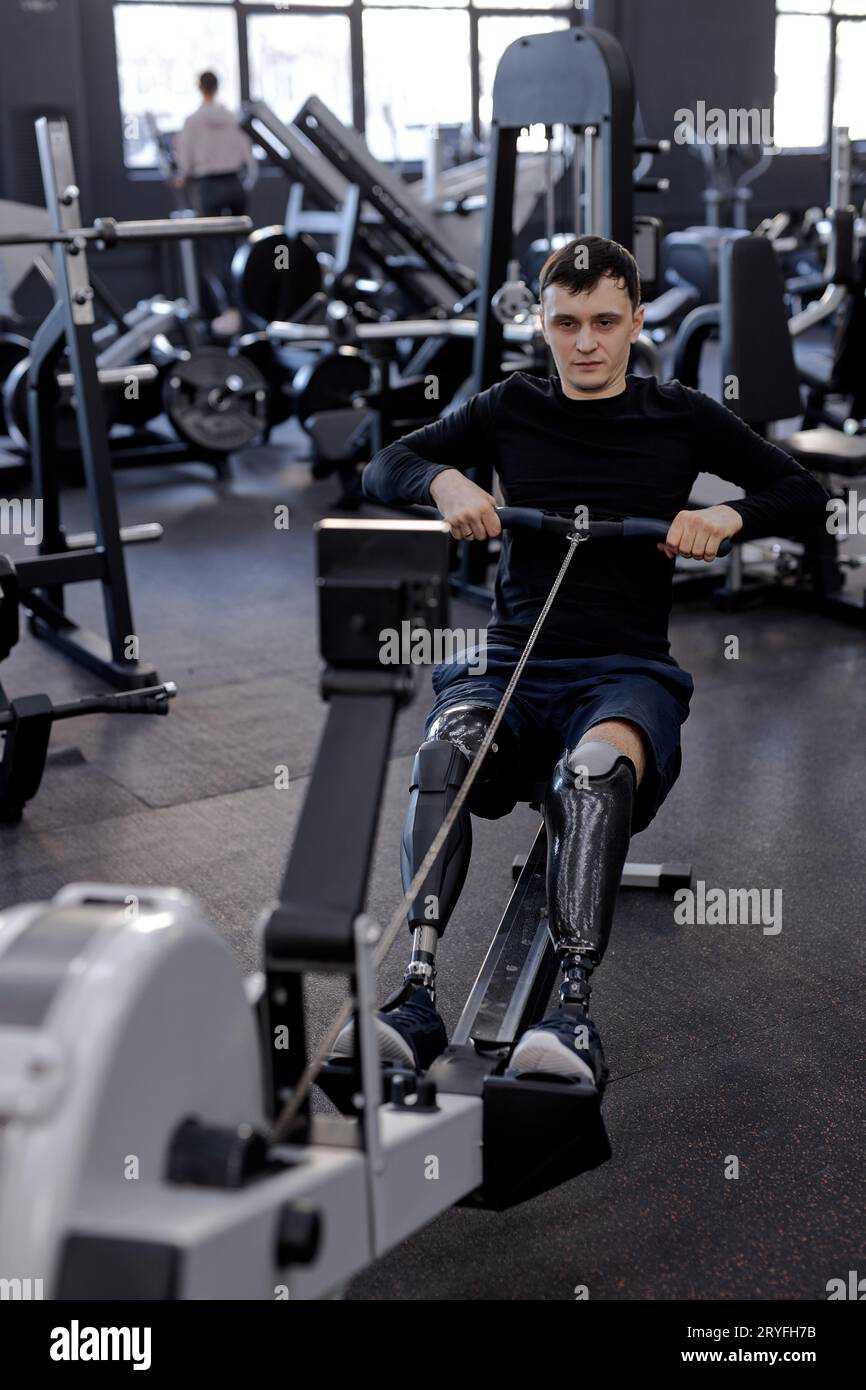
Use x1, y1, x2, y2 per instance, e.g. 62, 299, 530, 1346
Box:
0, 0, 864, 1327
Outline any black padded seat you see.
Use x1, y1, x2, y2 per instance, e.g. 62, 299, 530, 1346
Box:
782, 427, 866, 477
719, 237, 866, 479
720, 236, 803, 425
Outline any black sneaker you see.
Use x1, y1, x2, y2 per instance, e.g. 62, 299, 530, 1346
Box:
507, 1010, 608, 1090
331, 985, 448, 1072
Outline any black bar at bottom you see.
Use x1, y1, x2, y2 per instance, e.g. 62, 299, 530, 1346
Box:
28, 614, 158, 690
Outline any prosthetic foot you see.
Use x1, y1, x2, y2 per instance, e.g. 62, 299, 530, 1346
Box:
508, 739, 635, 1090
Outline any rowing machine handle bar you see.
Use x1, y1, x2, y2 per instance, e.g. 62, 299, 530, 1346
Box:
405, 505, 732, 556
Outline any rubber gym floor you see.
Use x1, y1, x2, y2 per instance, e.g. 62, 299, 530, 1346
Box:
1, 426, 864, 1302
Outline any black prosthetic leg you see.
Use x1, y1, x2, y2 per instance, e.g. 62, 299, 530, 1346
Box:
394, 703, 519, 1007
544, 738, 636, 1019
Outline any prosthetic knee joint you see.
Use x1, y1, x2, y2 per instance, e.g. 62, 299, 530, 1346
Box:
400, 704, 517, 994
544, 739, 636, 1014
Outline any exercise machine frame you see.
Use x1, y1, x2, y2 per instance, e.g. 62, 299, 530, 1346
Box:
0, 509, 694, 1298
0, 118, 263, 687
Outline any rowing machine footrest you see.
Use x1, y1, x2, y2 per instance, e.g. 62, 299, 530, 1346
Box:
467, 1072, 612, 1212
315, 1055, 417, 1116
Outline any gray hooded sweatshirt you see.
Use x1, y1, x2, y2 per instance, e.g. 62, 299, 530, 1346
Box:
174, 101, 255, 180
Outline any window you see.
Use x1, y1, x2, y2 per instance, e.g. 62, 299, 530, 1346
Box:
115, 3, 240, 167
835, 19, 866, 136
774, 2, 866, 146
774, 13, 830, 146
115, 0, 579, 168
241, 0, 351, 6
362, 0, 467, 6
247, 13, 353, 125
362, 8, 472, 163
475, 0, 572, 7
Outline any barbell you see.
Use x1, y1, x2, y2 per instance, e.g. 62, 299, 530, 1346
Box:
0, 213, 253, 250
2, 346, 268, 456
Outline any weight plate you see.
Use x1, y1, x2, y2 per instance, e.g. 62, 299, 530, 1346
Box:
232, 228, 322, 328
293, 350, 372, 430
491, 279, 535, 325
0, 334, 32, 437
162, 347, 268, 454
235, 332, 293, 427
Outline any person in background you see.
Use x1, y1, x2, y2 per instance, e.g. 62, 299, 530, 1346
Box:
174, 70, 257, 337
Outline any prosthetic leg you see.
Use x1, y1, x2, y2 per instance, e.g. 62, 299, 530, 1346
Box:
331, 702, 520, 1068
398, 702, 521, 1002
507, 737, 635, 1087
544, 738, 636, 1017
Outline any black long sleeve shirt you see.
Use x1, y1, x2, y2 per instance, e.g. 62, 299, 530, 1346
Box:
362, 373, 830, 661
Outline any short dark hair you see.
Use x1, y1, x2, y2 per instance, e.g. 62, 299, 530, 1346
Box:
539, 235, 641, 313
199, 71, 219, 96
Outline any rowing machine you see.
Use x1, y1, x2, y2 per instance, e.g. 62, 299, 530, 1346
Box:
0, 507, 709, 1298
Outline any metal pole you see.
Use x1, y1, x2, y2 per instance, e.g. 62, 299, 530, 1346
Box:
584, 125, 598, 235
34, 118, 151, 686
354, 914, 385, 1255
425, 125, 443, 203
830, 126, 851, 210
545, 126, 555, 250
170, 211, 201, 314
572, 126, 583, 236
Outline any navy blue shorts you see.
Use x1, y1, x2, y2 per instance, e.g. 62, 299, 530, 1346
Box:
424, 644, 694, 834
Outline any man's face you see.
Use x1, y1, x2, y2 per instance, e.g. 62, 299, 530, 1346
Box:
540, 274, 644, 398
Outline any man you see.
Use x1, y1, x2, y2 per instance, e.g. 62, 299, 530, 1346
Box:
174, 71, 256, 336
335, 235, 827, 1090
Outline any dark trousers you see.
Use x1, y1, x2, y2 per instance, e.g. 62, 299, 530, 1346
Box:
191, 172, 247, 316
